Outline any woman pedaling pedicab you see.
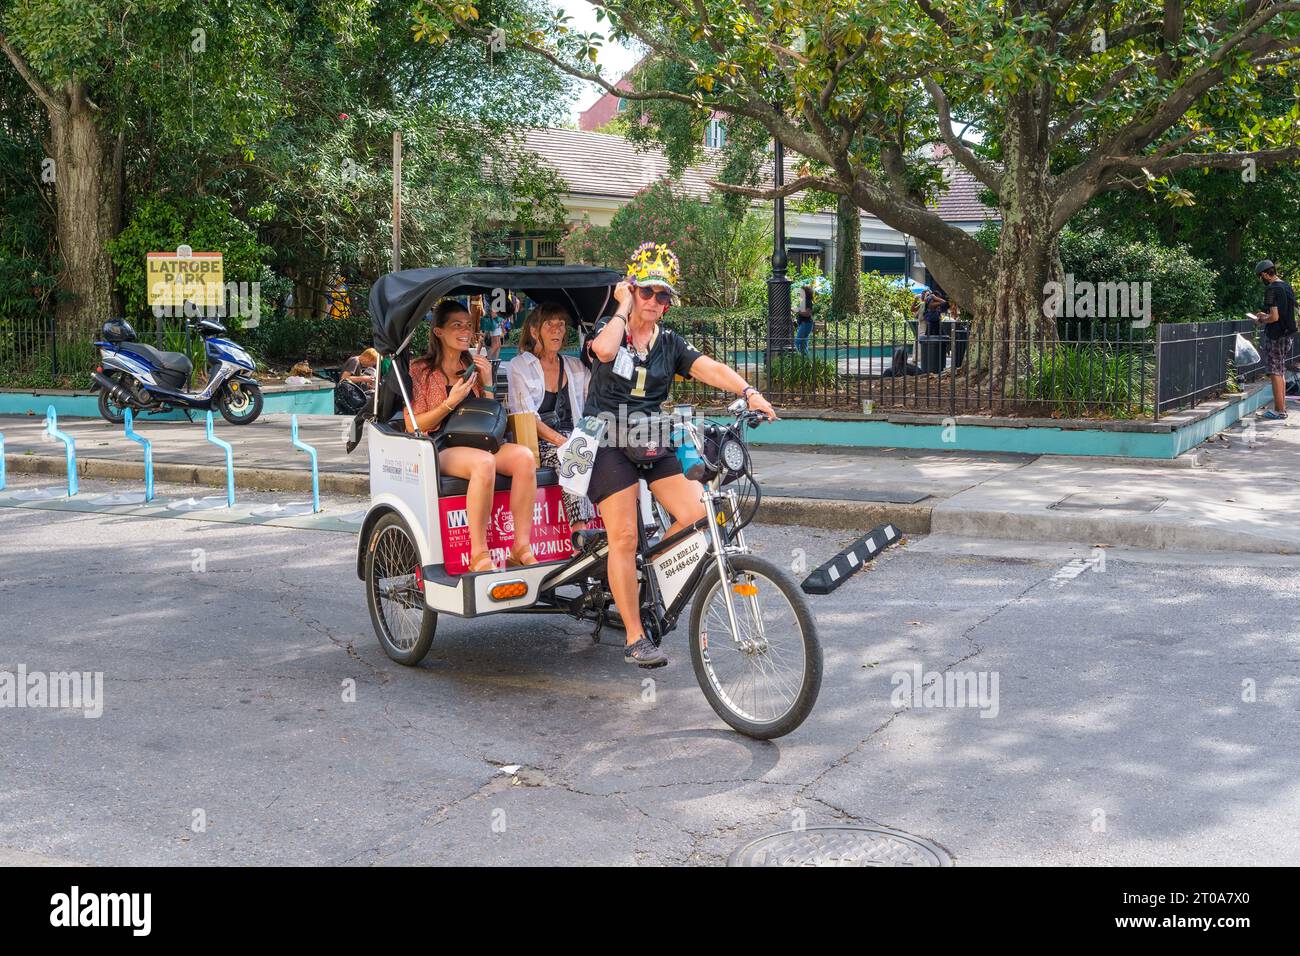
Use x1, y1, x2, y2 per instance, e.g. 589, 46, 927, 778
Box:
404, 298, 539, 573
583, 243, 778, 668
505, 302, 597, 531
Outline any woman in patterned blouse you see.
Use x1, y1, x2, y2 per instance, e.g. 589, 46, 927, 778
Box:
405, 299, 538, 573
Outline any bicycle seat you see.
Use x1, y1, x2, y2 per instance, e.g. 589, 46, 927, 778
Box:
116, 341, 193, 377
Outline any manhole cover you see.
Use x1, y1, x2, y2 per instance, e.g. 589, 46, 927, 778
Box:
729, 826, 953, 867
1050, 492, 1166, 513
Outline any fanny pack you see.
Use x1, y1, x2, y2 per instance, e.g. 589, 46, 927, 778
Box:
436, 396, 507, 453
619, 414, 673, 465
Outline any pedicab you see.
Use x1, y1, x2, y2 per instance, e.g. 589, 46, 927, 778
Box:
349, 265, 821, 739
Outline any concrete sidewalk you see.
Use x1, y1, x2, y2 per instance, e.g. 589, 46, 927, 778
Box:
4, 408, 1299, 552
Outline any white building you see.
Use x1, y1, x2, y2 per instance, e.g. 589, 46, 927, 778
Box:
487, 127, 997, 289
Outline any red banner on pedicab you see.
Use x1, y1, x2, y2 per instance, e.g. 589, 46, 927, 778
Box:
438, 485, 603, 575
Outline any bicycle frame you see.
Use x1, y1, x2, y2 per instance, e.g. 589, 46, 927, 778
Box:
532, 451, 753, 647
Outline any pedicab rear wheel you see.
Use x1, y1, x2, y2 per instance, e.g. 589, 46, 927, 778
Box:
365, 512, 438, 665
688, 554, 821, 740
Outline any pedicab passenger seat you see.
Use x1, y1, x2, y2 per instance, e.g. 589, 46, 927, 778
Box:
438, 467, 560, 498
375, 398, 561, 496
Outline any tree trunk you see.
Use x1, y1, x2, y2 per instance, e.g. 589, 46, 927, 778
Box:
50, 83, 119, 347
965, 231, 1058, 393
831, 194, 861, 319
967, 171, 1059, 393
941, 93, 1058, 393
293, 277, 315, 321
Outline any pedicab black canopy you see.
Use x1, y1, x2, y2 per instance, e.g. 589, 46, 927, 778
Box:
369, 265, 622, 355
367, 265, 622, 427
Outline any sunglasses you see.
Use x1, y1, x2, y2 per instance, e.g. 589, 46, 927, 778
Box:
635, 286, 674, 306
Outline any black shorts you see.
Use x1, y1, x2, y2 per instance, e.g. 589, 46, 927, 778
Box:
586, 445, 682, 504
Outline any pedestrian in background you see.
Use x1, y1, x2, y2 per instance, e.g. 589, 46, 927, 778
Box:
795, 282, 816, 355
1253, 260, 1296, 421
922, 288, 948, 335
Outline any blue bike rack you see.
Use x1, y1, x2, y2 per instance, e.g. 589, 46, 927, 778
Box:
44, 405, 77, 496
291, 414, 321, 513
124, 408, 154, 502
205, 411, 234, 507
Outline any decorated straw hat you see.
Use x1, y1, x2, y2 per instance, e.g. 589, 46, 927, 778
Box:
627, 242, 681, 301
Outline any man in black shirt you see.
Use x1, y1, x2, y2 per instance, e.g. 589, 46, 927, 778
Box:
1253, 260, 1296, 420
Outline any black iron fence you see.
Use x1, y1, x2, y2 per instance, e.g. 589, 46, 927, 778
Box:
1154, 319, 1298, 417
0, 312, 63, 386
667, 318, 1159, 419
6, 305, 1290, 420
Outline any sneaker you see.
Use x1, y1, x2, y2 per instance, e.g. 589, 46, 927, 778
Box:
624, 636, 668, 668
1262, 410, 1289, 420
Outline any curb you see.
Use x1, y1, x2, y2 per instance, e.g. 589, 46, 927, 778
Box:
4, 453, 935, 535
929, 504, 1299, 555
1036, 450, 1205, 469
756, 496, 932, 535
5, 453, 368, 497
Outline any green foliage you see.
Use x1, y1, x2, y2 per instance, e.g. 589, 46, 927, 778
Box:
1058, 229, 1217, 322
560, 178, 770, 307
1074, 154, 1300, 316
1023, 344, 1153, 419
422, 0, 1300, 363
667, 306, 765, 339
0, 76, 56, 324
766, 352, 838, 392
242, 308, 372, 365
858, 271, 916, 330
974, 221, 1002, 255
1, 0, 576, 344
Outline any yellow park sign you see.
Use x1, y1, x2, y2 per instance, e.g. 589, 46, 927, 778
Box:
147, 247, 224, 312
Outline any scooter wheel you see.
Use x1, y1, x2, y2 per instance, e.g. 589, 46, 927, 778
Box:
97, 383, 128, 425
218, 382, 264, 425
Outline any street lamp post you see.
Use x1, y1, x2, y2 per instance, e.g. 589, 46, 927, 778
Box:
766, 134, 792, 370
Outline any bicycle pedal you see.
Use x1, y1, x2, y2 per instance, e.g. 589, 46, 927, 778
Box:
636, 659, 668, 669
571, 529, 606, 553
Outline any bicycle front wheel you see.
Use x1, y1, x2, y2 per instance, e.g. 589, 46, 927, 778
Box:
688, 554, 822, 739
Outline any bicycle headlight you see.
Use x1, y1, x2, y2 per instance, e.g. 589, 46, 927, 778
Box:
721, 439, 745, 472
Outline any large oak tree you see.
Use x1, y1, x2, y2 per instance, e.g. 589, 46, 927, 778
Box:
415, 0, 1300, 383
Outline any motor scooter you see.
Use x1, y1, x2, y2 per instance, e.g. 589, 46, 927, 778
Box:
90, 317, 262, 425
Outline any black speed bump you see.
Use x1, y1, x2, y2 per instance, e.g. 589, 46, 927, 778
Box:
800, 524, 901, 595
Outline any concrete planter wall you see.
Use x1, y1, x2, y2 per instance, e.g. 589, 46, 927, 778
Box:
699, 382, 1270, 460
0, 383, 335, 420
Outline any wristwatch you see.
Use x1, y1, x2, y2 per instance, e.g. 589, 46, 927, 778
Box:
742, 385, 758, 400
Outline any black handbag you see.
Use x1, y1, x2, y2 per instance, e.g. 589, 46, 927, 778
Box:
435, 396, 507, 453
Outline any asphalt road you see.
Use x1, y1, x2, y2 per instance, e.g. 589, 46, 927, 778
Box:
2, 475, 1298, 866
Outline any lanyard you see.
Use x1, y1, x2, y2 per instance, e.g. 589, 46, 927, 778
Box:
625, 322, 657, 359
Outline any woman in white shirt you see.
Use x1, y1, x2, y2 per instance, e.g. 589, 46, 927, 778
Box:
506, 302, 597, 530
